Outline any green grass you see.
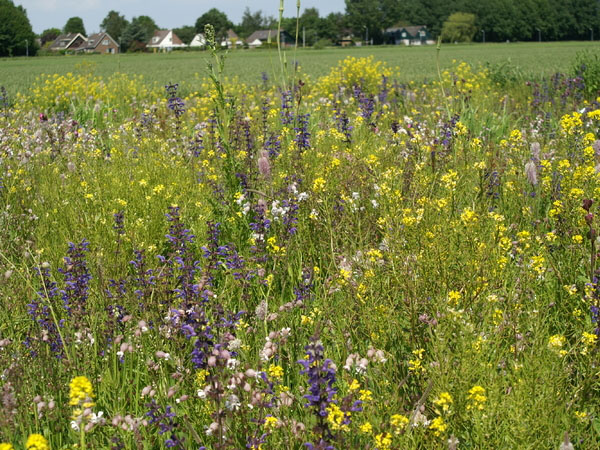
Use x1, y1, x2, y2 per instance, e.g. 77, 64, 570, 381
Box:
0, 41, 597, 98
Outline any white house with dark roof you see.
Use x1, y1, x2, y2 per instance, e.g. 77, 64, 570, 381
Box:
147, 30, 187, 51
189, 33, 206, 48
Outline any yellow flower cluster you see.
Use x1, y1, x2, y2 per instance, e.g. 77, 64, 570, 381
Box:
69, 375, 95, 407
25, 434, 49, 450
466, 385, 487, 410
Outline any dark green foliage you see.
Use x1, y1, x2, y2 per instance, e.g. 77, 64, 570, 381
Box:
173, 26, 196, 45
572, 50, 600, 98
40, 28, 61, 47
120, 16, 158, 52
442, 12, 477, 42
100, 10, 129, 42
195, 8, 232, 39
0, 0, 37, 56
237, 8, 275, 38
63, 16, 86, 36
345, 0, 600, 42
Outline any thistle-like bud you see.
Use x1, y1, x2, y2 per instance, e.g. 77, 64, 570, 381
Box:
525, 160, 537, 186
583, 198, 593, 211
204, 24, 216, 50
258, 150, 271, 179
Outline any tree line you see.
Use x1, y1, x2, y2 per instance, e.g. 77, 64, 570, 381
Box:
1, 0, 599, 56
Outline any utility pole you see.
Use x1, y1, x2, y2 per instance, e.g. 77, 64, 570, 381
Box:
481, 29, 485, 44
364, 25, 368, 46
25, 39, 28, 57
590, 27, 594, 41
536, 27, 541, 42
303, 27, 305, 48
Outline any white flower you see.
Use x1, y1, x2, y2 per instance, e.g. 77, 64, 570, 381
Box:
352, 192, 360, 200
90, 411, 104, 424
226, 358, 239, 370
70, 420, 80, 431
298, 192, 309, 201
116, 351, 124, 358
371, 199, 379, 208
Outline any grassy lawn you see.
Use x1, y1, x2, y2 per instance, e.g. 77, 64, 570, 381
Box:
0, 41, 597, 97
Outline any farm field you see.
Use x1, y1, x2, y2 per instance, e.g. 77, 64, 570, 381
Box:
0, 41, 598, 97
1, 40, 600, 449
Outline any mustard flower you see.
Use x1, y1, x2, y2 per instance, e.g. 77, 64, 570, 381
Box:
25, 434, 49, 450
390, 414, 409, 434
69, 376, 95, 407
374, 432, 392, 450
433, 392, 453, 413
264, 415, 279, 431
0, 444, 14, 450
360, 422, 373, 434
466, 385, 487, 411
429, 416, 448, 436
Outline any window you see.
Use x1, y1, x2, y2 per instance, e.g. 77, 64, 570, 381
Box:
402, 32, 406, 37
103, 39, 109, 45
152, 36, 159, 43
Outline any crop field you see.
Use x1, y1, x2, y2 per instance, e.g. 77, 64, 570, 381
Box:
1, 41, 600, 449
0, 41, 598, 98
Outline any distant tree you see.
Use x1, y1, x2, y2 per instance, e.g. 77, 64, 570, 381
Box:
121, 15, 158, 51
195, 8, 232, 39
320, 12, 347, 42
173, 25, 195, 45
239, 8, 270, 38
100, 10, 129, 41
40, 27, 61, 46
441, 12, 477, 42
0, 0, 37, 56
298, 7, 321, 45
345, 0, 384, 43
63, 16, 86, 35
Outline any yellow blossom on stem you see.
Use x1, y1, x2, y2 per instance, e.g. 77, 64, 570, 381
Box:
467, 385, 487, 410
25, 434, 49, 450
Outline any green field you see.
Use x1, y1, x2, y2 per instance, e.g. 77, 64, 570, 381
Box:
0, 41, 598, 97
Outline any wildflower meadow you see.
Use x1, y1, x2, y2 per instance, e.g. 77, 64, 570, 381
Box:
2, 29, 600, 449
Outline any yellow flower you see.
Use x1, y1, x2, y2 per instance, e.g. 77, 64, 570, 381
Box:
433, 392, 453, 413
390, 414, 409, 433
0, 444, 14, 450
26, 434, 49, 450
264, 415, 278, 431
429, 416, 448, 436
466, 385, 487, 410
548, 334, 566, 354
349, 379, 360, 391
374, 432, 392, 450
359, 389, 373, 401
326, 403, 349, 431
69, 376, 95, 407
360, 422, 373, 434
448, 291, 461, 306
268, 364, 284, 380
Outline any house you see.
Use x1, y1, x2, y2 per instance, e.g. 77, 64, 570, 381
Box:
384, 26, 434, 46
189, 33, 206, 48
49, 33, 86, 52
147, 30, 187, 52
76, 32, 119, 54
337, 35, 354, 47
221, 29, 242, 48
246, 30, 294, 48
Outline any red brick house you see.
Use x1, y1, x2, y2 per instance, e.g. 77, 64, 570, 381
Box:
77, 32, 119, 54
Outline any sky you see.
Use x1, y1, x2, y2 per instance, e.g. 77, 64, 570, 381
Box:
15, 0, 347, 35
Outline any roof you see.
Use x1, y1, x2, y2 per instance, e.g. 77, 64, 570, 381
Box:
78, 32, 118, 51
385, 25, 428, 37
246, 30, 278, 43
49, 33, 86, 50
147, 30, 185, 47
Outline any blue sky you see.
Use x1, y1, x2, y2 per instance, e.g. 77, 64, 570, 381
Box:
15, 0, 347, 35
